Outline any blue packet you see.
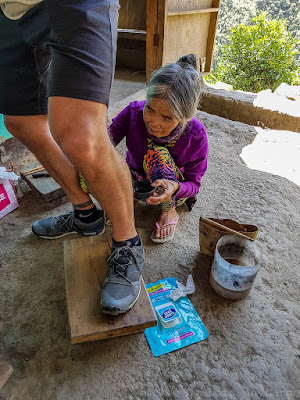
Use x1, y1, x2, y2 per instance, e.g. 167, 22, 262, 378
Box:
145, 277, 209, 357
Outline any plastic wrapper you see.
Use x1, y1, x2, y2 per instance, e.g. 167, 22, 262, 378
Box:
0, 167, 19, 219
170, 274, 195, 301
145, 277, 209, 356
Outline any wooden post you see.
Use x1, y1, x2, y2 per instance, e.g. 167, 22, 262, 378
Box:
146, 0, 167, 81
204, 0, 220, 72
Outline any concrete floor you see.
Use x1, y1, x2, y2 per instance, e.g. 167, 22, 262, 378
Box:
0, 71, 299, 400
110, 68, 146, 107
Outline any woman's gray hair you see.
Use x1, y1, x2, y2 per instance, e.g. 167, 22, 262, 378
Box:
146, 54, 201, 129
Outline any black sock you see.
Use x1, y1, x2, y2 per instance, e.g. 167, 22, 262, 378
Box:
74, 206, 104, 224
112, 233, 140, 248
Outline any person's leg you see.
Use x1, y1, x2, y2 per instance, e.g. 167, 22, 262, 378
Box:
46, 0, 143, 314
43, 0, 138, 242
48, 96, 143, 315
0, 8, 104, 236
5, 114, 106, 238
13, 0, 143, 313
4, 115, 90, 206
48, 97, 137, 242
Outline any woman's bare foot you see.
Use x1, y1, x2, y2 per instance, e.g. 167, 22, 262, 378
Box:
153, 207, 179, 240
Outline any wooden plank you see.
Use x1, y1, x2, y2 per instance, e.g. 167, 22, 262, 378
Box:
146, 0, 168, 80
119, 0, 219, 76
118, 0, 146, 30
204, 0, 220, 72
146, 0, 159, 80
64, 235, 157, 344
160, 0, 219, 71
21, 163, 65, 202
167, 8, 219, 16
167, 0, 213, 13
117, 29, 146, 41
162, 13, 211, 65
0, 362, 13, 389
156, 0, 168, 70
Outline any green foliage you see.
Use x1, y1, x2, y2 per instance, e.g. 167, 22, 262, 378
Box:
256, 0, 300, 41
209, 13, 299, 92
212, 0, 257, 69
212, 0, 300, 70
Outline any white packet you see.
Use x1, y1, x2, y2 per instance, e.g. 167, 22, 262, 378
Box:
170, 274, 195, 301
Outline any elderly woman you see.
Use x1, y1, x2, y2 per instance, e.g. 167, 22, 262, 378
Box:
82, 55, 208, 243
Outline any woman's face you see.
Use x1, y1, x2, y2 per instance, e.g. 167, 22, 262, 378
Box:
143, 98, 179, 138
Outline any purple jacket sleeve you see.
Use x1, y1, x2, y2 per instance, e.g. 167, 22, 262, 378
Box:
108, 105, 131, 146
175, 127, 208, 199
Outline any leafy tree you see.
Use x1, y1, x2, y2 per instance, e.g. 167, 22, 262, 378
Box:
213, 0, 256, 69
256, 0, 300, 41
212, 0, 300, 69
209, 13, 299, 92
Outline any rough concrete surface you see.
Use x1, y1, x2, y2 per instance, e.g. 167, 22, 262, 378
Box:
200, 84, 300, 133
0, 111, 300, 400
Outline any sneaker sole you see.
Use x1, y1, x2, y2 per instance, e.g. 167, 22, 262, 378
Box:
35, 225, 105, 240
101, 283, 142, 316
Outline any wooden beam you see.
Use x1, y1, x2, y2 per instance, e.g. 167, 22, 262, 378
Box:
118, 0, 146, 30
205, 0, 220, 72
146, 0, 167, 81
156, 0, 167, 69
167, 8, 219, 16
117, 29, 146, 41
146, 0, 158, 80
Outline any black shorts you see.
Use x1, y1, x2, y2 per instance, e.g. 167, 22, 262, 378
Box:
0, 0, 119, 115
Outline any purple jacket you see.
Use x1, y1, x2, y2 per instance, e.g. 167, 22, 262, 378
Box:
109, 100, 208, 199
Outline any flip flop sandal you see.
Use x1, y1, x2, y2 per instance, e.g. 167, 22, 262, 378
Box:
151, 215, 179, 243
105, 216, 112, 226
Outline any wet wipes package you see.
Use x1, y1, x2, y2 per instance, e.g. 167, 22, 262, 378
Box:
145, 277, 209, 356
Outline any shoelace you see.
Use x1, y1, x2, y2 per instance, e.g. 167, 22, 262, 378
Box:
51, 212, 74, 232
106, 246, 143, 286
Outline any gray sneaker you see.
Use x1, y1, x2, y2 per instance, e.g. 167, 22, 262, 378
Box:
32, 211, 105, 239
101, 238, 144, 315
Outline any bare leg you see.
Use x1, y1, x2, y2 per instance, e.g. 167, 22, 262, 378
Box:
4, 115, 93, 209
153, 206, 179, 240
48, 97, 137, 242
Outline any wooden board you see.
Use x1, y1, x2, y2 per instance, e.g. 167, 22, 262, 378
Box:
21, 164, 65, 202
144, 0, 220, 80
0, 362, 13, 389
146, 0, 168, 79
162, 0, 220, 71
118, 0, 146, 30
64, 235, 157, 344
117, 0, 220, 79
204, 0, 220, 72
162, 13, 211, 64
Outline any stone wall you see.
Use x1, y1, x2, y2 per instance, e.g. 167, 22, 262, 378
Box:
200, 82, 300, 132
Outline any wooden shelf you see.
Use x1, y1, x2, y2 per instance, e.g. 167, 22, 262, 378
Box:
117, 0, 220, 79
167, 8, 219, 17
117, 29, 146, 41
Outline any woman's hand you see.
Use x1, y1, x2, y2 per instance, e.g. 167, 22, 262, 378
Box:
146, 179, 179, 205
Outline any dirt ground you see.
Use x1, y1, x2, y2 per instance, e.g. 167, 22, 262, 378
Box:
0, 110, 299, 400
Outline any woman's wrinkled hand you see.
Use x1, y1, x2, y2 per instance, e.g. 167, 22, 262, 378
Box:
146, 179, 179, 205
